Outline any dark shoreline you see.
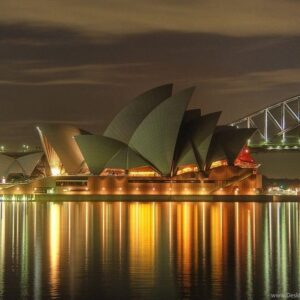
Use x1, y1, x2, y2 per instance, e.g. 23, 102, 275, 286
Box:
1, 194, 300, 202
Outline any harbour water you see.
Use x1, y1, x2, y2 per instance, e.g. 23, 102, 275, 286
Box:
0, 200, 299, 299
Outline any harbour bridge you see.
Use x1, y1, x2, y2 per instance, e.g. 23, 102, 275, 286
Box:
230, 95, 300, 151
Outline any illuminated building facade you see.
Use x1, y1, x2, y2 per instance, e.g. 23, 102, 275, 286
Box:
1, 84, 261, 195
36, 124, 89, 176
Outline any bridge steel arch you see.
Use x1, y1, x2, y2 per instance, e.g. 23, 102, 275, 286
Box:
230, 95, 300, 149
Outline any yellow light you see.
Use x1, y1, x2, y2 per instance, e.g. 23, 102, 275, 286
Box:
51, 167, 60, 176
210, 160, 228, 169
49, 204, 60, 295
129, 171, 157, 177
176, 165, 198, 175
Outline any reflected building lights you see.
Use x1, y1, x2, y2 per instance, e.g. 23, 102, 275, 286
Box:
263, 206, 271, 298
246, 210, 253, 299
211, 203, 223, 298
129, 203, 156, 293
277, 204, 281, 293
12, 202, 15, 258
182, 202, 192, 290
169, 202, 173, 256
269, 203, 273, 255
20, 203, 29, 298
49, 203, 61, 298
85, 202, 89, 269
202, 202, 206, 257
280, 205, 288, 296
33, 203, 41, 300
252, 202, 256, 253
0, 201, 300, 298
193, 204, 199, 274
0, 203, 5, 295
235, 202, 241, 300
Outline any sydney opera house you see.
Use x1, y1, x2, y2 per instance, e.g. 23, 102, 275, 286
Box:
0, 84, 261, 196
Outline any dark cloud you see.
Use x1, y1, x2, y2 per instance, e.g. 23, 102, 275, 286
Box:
1, 22, 300, 149
2, 0, 300, 36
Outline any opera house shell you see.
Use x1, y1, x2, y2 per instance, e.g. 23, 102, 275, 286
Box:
1, 84, 261, 196
36, 124, 89, 176
0, 151, 44, 181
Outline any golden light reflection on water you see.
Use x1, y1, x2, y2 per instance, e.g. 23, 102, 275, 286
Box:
49, 203, 61, 298
1, 201, 300, 299
0, 203, 5, 296
129, 202, 156, 293
211, 203, 223, 298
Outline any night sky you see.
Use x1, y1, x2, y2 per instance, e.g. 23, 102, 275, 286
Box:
1, 0, 300, 150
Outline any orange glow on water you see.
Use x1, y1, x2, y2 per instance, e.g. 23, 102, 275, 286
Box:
129, 203, 156, 291
210, 203, 223, 297
0, 203, 5, 293
0, 201, 299, 299
49, 203, 61, 298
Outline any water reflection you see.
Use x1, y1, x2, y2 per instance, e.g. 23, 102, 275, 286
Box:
0, 201, 300, 299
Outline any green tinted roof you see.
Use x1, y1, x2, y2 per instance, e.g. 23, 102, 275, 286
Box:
175, 112, 220, 170
75, 135, 124, 174
75, 135, 151, 174
104, 84, 173, 144
129, 87, 195, 176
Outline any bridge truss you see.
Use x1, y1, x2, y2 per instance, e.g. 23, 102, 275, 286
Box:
230, 95, 300, 149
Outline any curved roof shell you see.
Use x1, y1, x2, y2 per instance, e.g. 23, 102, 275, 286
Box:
37, 124, 88, 174
206, 127, 256, 168
216, 127, 256, 164
75, 135, 150, 175
175, 111, 221, 170
0, 152, 43, 178
104, 84, 173, 144
129, 87, 195, 176
70, 84, 256, 176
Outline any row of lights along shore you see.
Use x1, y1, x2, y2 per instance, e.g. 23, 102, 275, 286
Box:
97, 186, 209, 194
4, 186, 258, 196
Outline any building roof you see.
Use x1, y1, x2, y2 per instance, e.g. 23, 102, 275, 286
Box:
0, 151, 43, 178
104, 84, 173, 144
35, 85, 256, 177
37, 124, 89, 174
175, 111, 221, 170
129, 87, 195, 175
206, 126, 256, 168
75, 135, 150, 174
